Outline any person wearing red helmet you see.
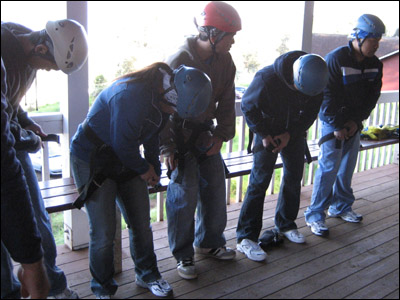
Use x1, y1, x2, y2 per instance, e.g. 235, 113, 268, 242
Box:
160, 1, 241, 280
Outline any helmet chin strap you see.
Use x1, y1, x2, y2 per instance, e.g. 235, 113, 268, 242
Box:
355, 33, 366, 58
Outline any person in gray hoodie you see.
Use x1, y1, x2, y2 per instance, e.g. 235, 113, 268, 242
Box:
160, 1, 241, 280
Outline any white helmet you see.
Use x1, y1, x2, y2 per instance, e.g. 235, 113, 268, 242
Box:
46, 19, 88, 74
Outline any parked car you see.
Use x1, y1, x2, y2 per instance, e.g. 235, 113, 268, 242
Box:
29, 142, 63, 177
235, 86, 247, 99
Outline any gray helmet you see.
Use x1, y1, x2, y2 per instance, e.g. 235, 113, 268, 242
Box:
293, 54, 329, 96
173, 65, 212, 119
353, 14, 386, 38
46, 19, 88, 74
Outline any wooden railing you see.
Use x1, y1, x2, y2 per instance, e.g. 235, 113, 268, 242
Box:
30, 90, 399, 222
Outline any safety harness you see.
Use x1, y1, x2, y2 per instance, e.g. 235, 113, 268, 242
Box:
168, 115, 229, 184
73, 120, 139, 209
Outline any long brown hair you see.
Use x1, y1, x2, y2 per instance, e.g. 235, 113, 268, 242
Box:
114, 62, 172, 90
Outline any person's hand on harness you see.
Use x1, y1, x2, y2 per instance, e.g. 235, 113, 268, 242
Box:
334, 128, 348, 141
140, 164, 160, 187
344, 120, 358, 137
25, 122, 48, 139
263, 132, 290, 154
334, 121, 356, 141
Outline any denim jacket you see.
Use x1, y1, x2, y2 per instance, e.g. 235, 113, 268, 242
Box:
71, 79, 168, 177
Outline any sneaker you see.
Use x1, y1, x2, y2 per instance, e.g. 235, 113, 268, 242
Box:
50, 287, 79, 299
95, 296, 111, 299
195, 246, 236, 260
328, 210, 363, 223
177, 258, 197, 279
136, 277, 172, 297
236, 239, 267, 262
306, 221, 329, 236
281, 229, 305, 244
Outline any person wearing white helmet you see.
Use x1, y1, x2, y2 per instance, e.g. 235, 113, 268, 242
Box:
1, 19, 88, 299
160, 1, 241, 280
304, 14, 385, 237
237, 51, 328, 261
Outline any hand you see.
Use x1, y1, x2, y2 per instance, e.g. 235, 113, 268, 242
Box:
334, 128, 348, 140
166, 153, 177, 171
18, 259, 50, 299
272, 132, 290, 153
140, 164, 160, 187
344, 120, 358, 137
263, 133, 290, 154
206, 136, 223, 156
25, 122, 47, 138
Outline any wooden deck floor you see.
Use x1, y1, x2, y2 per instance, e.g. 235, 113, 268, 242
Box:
54, 164, 399, 299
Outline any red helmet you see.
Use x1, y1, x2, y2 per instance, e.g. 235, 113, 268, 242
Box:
197, 1, 242, 33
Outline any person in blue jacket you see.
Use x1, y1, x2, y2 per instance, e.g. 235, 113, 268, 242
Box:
304, 14, 385, 237
1, 19, 88, 299
70, 63, 211, 298
237, 52, 328, 261
1, 58, 50, 299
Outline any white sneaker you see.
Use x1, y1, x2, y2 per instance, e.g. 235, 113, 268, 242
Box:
306, 221, 329, 236
195, 246, 236, 260
328, 210, 363, 223
236, 239, 267, 262
50, 287, 79, 299
95, 296, 111, 299
136, 277, 172, 297
281, 229, 305, 243
177, 258, 197, 279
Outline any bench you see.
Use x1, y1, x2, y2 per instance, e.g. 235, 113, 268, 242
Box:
41, 138, 399, 213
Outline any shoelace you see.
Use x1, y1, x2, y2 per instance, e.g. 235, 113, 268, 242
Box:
178, 258, 194, 267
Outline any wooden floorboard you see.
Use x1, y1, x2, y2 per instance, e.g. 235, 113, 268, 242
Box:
50, 164, 399, 299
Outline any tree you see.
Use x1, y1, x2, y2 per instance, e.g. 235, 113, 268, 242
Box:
91, 75, 107, 99
115, 56, 137, 77
243, 52, 260, 74
89, 75, 108, 106
276, 35, 290, 55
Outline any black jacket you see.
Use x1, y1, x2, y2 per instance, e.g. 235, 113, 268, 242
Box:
320, 41, 383, 130
241, 51, 323, 138
1, 58, 43, 264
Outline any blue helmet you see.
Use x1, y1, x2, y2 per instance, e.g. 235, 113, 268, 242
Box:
173, 65, 212, 119
352, 14, 386, 39
293, 54, 329, 97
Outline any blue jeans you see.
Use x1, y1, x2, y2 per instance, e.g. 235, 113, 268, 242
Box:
70, 154, 161, 297
1, 151, 67, 299
304, 121, 360, 223
236, 133, 305, 243
166, 152, 227, 261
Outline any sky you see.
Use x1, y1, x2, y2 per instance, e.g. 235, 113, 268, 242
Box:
1, 1, 399, 108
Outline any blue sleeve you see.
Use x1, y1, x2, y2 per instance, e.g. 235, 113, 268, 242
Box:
1, 58, 43, 264
109, 86, 150, 175
241, 71, 270, 137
